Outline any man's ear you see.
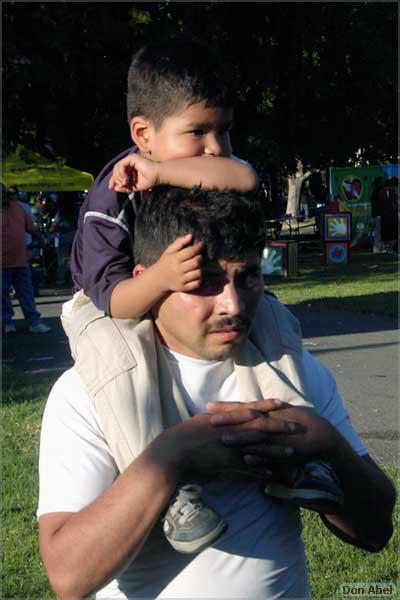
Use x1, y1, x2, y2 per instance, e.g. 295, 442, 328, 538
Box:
130, 117, 154, 155
133, 264, 145, 277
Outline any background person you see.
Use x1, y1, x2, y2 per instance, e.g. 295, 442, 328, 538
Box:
49, 192, 77, 285
381, 177, 398, 253
371, 177, 385, 254
1, 185, 51, 334
17, 191, 41, 295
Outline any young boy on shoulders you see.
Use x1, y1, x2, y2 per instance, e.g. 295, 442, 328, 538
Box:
70, 36, 256, 321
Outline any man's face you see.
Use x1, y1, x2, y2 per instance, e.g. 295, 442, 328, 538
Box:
145, 101, 233, 161
153, 253, 264, 361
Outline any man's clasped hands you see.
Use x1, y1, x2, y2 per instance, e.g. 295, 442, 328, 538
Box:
158, 399, 340, 481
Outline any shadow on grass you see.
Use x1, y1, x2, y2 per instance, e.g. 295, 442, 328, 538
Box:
269, 248, 398, 286
287, 292, 398, 337
2, 315, 73, 376
2, 365, 56, 407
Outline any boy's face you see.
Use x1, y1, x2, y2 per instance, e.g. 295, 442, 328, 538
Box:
142, 101, 233, 161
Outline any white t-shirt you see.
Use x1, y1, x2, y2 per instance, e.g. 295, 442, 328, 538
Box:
163, 347, 242, 414
38, 351, 367, 599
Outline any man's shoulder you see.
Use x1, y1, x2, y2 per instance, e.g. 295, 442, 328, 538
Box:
252, 292, 303, 355
46, 367, 95, 418
50, 367, 88, 398
9, 201, 26, 218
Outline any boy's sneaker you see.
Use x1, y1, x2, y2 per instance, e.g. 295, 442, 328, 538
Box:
4, 322, 17, 334
29, 321, 51, 333
163, 484, 227, 554
264, 461, 344, 514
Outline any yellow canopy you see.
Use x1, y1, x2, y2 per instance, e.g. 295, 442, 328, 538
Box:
1, 146, 94, 192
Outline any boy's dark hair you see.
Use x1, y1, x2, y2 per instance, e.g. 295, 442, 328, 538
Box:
134, 187, 266, 267
127, 36, 234, 127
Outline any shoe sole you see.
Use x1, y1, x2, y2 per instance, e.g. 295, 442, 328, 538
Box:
167, 520, 227, 554
264, 484, 344, 505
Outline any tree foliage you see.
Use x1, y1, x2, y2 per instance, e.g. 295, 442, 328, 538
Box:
3, 2, 398, 175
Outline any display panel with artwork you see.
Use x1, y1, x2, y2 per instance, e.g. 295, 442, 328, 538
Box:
323, 212, 352, 242
262, 241, 297, 278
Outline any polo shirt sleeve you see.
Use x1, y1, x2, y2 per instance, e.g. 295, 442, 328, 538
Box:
81, 207, 133, 313
71, 147, 137, 314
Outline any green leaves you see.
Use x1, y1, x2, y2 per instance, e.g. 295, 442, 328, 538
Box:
3, 3, 397, 174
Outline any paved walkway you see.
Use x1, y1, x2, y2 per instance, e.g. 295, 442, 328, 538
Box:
3, 288, 398, 466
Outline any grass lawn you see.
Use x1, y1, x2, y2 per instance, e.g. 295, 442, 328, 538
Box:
264, 247, 398, 318
2, 366, 399, 599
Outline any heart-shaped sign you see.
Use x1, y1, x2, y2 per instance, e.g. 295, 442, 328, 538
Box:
342, 177, 362, 201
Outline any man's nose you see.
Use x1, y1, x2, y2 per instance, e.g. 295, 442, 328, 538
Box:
216, 282, 244, 316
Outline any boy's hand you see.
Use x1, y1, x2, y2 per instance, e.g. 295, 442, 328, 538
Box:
154, 234, 203, 292
109, 153, 161, 192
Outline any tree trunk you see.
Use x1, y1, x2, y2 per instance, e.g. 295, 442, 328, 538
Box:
286, 160, 311, 216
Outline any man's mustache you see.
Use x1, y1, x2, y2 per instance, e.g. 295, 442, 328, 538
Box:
208, 316, 252, 333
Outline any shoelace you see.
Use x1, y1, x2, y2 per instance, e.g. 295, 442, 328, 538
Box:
170, 496, 202, 522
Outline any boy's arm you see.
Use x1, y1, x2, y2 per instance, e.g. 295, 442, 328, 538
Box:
109, 154, 258, 193
157, 156, 258, 191
109, 234, 203, 319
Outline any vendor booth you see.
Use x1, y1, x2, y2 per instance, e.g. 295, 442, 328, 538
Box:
1, 145, 93, 191
1, 146, 94, 286
329, 163, 398, 249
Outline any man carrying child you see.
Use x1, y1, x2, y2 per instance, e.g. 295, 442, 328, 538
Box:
37, 36, 395, 599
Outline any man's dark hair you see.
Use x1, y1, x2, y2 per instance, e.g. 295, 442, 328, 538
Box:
127, 35, 234, 127
134, 187, 266, 267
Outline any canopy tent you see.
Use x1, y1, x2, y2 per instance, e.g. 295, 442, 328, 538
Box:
1, 146, 94, 192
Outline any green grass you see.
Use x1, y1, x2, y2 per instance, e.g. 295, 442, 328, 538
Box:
2, 367, 55, 598
2, 366, 399, 599
264, 248, 398, 318
302, 469, 399, 598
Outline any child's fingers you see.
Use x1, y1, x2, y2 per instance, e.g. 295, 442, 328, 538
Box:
176, 241, 204, 262
163, 234, 194, 254
113, 166, 128, 185
109, 181, 132, 193
181, 255, 203, 273
182, 269, 202, 284
182, 278, 202, 292
109, 172, 136, 192
112, 163, 131, 186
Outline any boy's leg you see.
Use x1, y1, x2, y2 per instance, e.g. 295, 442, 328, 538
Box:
12, 267, 42, 326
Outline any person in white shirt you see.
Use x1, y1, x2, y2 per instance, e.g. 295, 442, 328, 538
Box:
38, 187, 395, 600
